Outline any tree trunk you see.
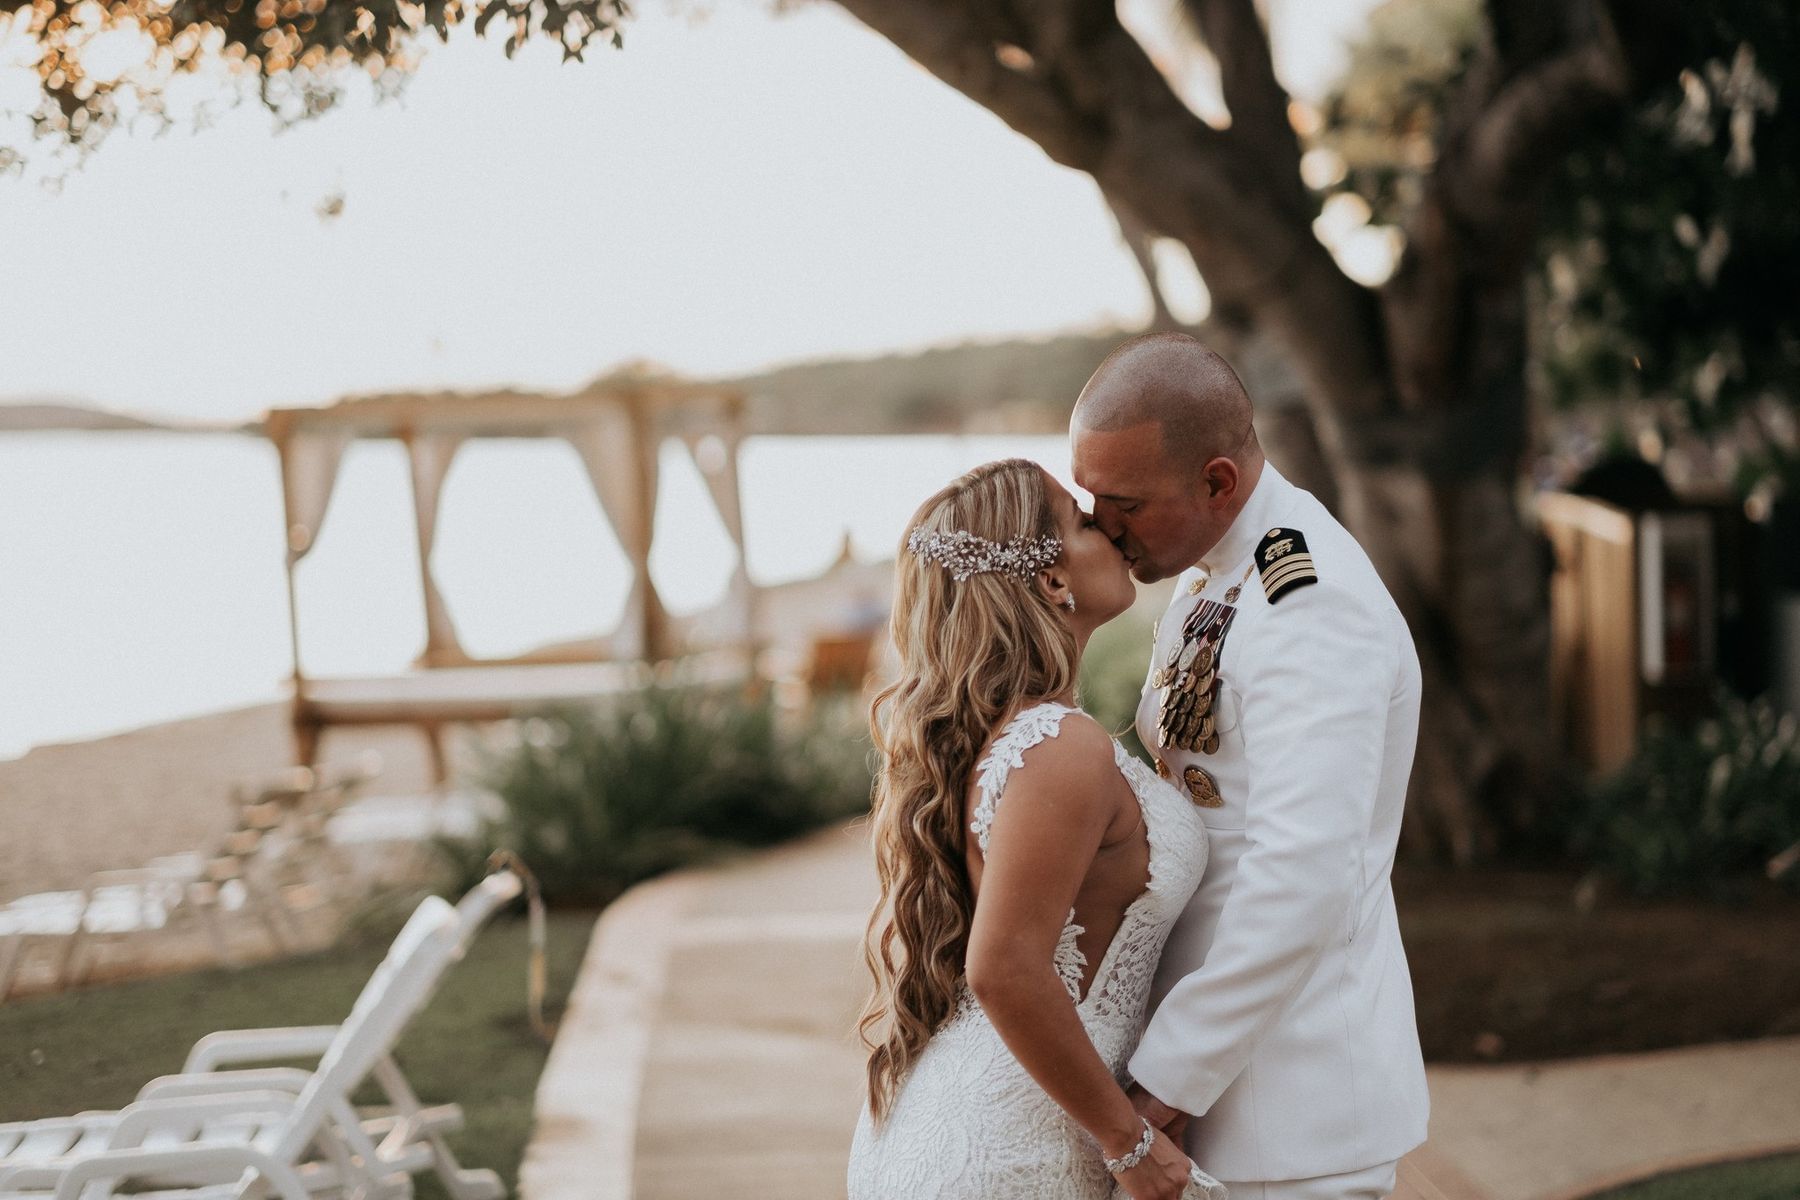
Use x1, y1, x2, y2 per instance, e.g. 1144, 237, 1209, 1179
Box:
1108, 198, 1181, 332
1340, 464, 1558, 859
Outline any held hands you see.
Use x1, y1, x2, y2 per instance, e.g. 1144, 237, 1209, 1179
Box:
1127, 1082, 1192, 1144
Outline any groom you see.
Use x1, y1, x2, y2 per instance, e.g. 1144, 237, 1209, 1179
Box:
1071, 333, 1429, 1200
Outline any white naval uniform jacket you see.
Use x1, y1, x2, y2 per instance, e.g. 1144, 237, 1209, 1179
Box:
1126, 463, 1430, 1182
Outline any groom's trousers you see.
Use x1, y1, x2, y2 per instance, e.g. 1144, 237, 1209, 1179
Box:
1215, 1159, 1399, 1200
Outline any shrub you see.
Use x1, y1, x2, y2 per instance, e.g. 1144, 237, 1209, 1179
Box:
1567, 691, 1800, 896
443, 683, 873, 905
1079, 610, 1156, 763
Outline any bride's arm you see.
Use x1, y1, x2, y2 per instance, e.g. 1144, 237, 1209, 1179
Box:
965, 716, 1190, 1197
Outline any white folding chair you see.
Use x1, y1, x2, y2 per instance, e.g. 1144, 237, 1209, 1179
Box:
0, 871, 524, 1200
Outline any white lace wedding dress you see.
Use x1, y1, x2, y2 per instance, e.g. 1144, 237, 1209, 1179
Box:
847, 701, 1210, 1200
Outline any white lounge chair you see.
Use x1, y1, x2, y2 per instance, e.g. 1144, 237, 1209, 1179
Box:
0, 871, 523, 1200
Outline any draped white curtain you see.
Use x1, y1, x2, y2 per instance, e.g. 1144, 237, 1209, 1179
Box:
568, 403, 662, 660
277, 430, 352, 564
681, 431, 755, 643
405, 432, 467, 665
275, 392, 748, 674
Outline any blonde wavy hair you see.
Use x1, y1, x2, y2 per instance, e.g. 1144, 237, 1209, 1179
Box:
859, 458, 1080, 1122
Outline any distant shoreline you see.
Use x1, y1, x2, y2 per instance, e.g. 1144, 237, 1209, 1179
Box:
0, 403, 252, 435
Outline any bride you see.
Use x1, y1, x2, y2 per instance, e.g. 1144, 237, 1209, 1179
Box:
847, 459, 1220, 1200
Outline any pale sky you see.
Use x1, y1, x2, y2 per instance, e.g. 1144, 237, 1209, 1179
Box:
0, 0, 1380, 424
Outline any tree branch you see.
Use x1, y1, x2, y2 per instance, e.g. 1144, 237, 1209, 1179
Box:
1421, 0, 1648, 251
1484, 0, 1583, 77
1381, 0, 1630, 411
1178, 0, 1311, 224
830, 0, 1249, 274
1446, 6, 1628, 239
827, 0, 1110, 170
833, 0, 1394, 432
1107, 196, 1182, 331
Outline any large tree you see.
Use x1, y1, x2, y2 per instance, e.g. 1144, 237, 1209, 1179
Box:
3, 0, 1784, 856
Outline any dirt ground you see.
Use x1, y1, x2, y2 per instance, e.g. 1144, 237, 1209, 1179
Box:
1397, 864, 1800, 1062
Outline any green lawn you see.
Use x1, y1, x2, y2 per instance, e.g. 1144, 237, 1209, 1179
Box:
0, 906, 597, 1200
1590, 1155, 1800, 1200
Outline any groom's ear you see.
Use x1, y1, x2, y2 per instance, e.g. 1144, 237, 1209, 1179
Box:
1201, 456, 1240, 502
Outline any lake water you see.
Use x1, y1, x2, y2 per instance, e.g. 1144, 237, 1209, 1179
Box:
0, 431, 1071, 757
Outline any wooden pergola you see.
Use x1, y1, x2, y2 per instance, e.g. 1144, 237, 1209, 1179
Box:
263, 372, 754, 777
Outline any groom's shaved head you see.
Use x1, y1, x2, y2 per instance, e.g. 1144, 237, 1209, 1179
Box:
1071, 332, 1264, 582
1072, 332, 1257, 471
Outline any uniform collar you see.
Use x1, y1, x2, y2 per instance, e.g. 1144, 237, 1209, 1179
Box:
1196, 461, 1293, 577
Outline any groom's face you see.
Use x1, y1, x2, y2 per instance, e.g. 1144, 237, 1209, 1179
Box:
1072, 421, 1228, 584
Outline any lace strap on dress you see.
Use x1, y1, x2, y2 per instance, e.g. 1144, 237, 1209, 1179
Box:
969, 702, 1079, 854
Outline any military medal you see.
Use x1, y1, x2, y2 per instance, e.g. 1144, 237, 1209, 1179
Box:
1156, 561, 1254, 755
1157, 603, 1232, 753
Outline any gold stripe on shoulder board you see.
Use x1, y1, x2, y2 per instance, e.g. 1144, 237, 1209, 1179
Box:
1255, 527, 1318, 604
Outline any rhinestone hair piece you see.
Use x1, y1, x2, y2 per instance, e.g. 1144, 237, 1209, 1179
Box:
905, 527, 1063, 583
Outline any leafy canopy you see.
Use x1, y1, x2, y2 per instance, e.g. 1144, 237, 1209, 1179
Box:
1314, 0, 1798, 479
0, 0, 627, 164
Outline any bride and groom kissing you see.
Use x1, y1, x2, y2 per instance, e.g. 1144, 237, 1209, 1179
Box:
846, 333, 1430, 1200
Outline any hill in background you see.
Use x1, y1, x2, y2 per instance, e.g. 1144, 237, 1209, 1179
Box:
725, 329, 1128, 434
1, 325, 1296, 436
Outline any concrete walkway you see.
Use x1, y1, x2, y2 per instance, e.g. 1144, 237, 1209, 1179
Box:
520, 823, 1800, 1200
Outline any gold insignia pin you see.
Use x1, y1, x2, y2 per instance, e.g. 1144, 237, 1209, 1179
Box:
1183, 765, 1224, 808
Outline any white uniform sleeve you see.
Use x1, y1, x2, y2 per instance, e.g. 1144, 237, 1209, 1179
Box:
1127, 577, 1396, 1115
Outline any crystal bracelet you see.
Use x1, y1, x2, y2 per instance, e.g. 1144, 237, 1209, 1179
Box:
1102, 1118, 1157, 1174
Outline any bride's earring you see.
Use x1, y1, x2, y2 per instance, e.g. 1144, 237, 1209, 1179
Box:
1062, 594, 1077, 614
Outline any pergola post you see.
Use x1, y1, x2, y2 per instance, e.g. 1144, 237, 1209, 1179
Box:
272, 429, 313, 767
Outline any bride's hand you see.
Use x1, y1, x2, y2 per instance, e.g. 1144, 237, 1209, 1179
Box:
1111, 1126, 1194, 1200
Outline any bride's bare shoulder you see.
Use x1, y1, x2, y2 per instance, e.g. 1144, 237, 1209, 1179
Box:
1001, 709, 1120, 793
973, 709, 1133, 857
